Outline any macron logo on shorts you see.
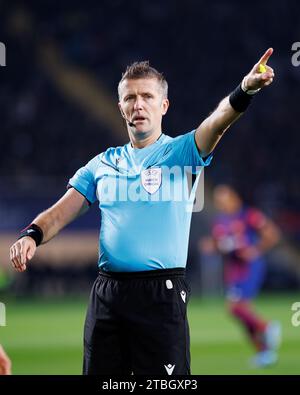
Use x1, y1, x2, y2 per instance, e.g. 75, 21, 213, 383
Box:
180, 290, 186, 303
164, 364, 175, 375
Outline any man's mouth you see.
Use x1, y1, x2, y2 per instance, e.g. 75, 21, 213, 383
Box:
133, 116, 147, 123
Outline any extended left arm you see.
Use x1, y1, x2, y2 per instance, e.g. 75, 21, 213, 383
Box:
195, 48, 275, 157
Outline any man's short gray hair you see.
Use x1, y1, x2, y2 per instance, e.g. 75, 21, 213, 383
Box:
118, 61, 168, 99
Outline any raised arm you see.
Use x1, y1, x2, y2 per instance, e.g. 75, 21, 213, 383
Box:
10, 187, 89, 272
195, 48, 274, 157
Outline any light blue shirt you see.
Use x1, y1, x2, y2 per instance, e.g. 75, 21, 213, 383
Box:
69, 130, 212, 272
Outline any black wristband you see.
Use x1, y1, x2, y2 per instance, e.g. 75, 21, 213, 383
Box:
229, 83, 253, 112
18, 224, 43, 246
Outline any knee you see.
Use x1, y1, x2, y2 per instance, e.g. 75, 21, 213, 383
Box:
226, 300, 244, 317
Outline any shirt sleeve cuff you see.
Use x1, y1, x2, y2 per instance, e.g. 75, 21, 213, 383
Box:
67, 182, 93, 205
192, 130, 213, 167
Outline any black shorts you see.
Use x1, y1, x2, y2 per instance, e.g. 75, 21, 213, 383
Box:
83, 268, 191, 375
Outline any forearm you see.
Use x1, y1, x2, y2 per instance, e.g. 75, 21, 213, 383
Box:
256, 223, 281, 254
32, 206, 66, 244
11, 189, 87, 272
30, 189, 88, 244
195, 48, 275, 157
196, 96, 242, 156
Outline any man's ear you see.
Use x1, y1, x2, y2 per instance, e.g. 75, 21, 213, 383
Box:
162, 98, 169, 116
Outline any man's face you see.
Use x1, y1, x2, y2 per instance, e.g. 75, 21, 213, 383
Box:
118, 78, 169, 136
213, 185, 241, 214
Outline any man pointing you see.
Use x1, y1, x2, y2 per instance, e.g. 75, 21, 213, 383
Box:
10, 49, 274, 374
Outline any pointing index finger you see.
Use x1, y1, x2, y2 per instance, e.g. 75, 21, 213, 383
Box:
258, 47, 273, 66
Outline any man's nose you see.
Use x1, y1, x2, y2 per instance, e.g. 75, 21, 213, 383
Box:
133, 97, 143, 110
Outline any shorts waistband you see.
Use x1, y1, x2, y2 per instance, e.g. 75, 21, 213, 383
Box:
98, 267, 185, 280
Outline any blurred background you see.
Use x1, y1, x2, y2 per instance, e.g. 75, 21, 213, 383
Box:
0, 0, 299, 374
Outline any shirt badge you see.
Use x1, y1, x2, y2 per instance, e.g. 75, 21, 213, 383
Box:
141, 168, 162, 194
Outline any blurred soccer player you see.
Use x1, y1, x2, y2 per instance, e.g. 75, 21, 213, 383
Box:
0, 344, 11, 375
201, 184, 281, 367
10, 49, 275, 374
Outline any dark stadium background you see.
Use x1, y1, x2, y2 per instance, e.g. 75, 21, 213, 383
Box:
0, 0, 299, 375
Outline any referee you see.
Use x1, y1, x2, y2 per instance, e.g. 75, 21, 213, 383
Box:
10, 49, 274, 375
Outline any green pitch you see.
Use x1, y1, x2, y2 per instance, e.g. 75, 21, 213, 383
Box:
0, 294, 299, 375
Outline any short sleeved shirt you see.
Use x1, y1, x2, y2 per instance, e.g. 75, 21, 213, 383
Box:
69, 130, 212, 271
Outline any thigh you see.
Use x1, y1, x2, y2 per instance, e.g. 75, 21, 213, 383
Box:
226, 259, 266, 301
129, 276, 191, 375
241, 259, 266, 298
83, 277, 132, 375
